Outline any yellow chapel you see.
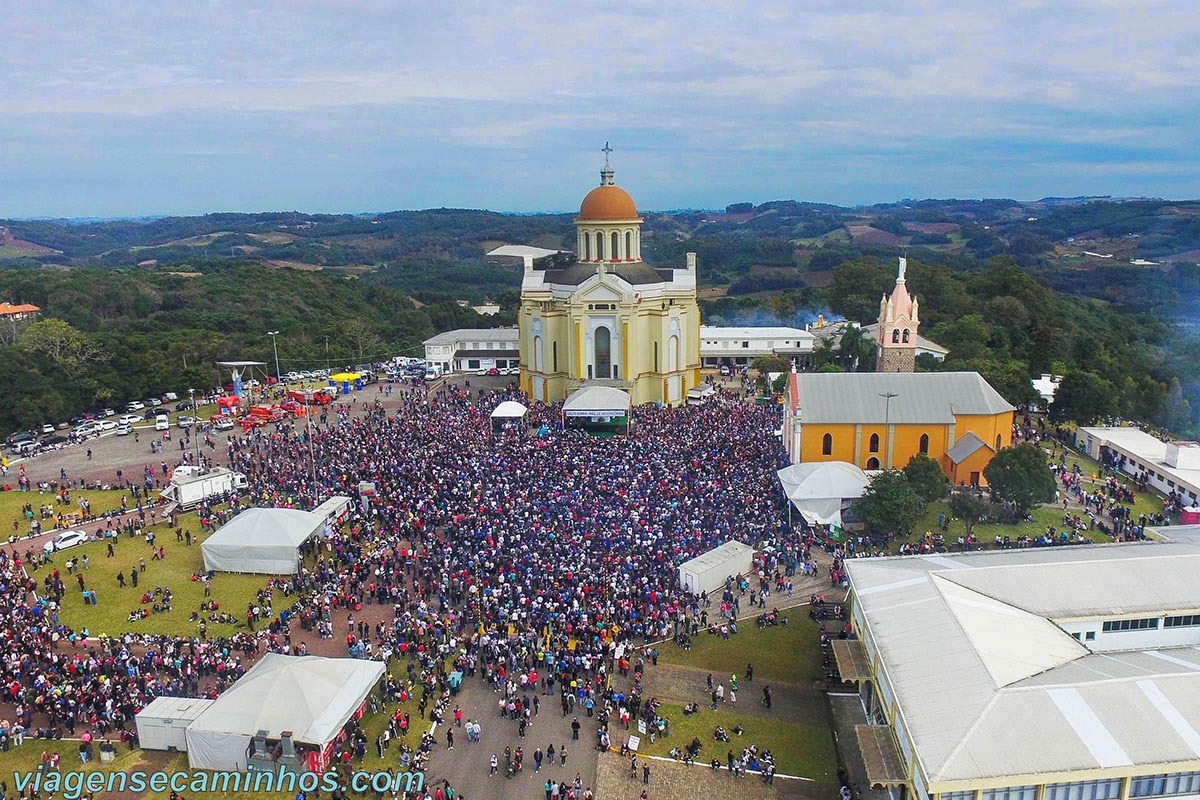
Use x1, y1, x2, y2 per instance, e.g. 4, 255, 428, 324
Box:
519, 147, 702, 405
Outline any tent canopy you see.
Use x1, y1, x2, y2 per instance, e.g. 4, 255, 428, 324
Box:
491, 400, 528, 419
563, 386, 631, 418
777, 461, 870, 528
201, 507, 323, 574
329, 372, 360, 382
184, 654, 385, 770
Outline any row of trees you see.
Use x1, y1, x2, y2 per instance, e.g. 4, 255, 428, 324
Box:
851, 444, 1057, 540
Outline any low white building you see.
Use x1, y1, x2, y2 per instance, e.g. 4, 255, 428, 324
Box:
677, 540, 755, 596
1075, 426, 1200, 506
136, 697, 214, 752
698, 326, 815, 369
423, 328, 520, 374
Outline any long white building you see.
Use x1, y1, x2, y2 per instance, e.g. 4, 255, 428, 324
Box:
1075, 426, 1200, 506
837, 534, 1200, 800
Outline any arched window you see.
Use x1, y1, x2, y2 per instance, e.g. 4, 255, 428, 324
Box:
866, 457, 880, 470
594, 326, 612, 379
892, 329, 900, 343
552, 341, 558, 372
595, 232, 603, 261
668, 335, 679, 372
920, 433, 929, 454
996, 434, 1003, 451
822, 433, 833, 456
626, 231, 633, 259
869, 433, 880, 453
584, 234, 591, 261
902, 329, 910, 343
611, 232, 620, 261
533, 335, 543, 372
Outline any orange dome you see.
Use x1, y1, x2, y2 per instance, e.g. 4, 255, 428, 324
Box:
578, 185, 639, 221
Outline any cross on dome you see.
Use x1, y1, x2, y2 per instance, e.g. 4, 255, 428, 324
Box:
600, 141, 615, 186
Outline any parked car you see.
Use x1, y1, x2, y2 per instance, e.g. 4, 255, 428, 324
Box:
116, 423, 133, 436
102, 408, 115, 417
119, 414, 141, 426
148, 398, 162, 407
126, 401, 146, 412
213, 416, 235, 432
98, 419, 118, 431
41, 424, 55, 434
164, 392, 178, 401
177, 416, 195, 429
43, 530, 88, 554
13, 440, 39, 456
42, 435, 68, 448
73, 421, 101, 437
175, 401, 197, 412
154, 414, 170, 431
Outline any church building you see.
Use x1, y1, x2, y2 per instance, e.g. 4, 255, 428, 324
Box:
518, 147, 701, 405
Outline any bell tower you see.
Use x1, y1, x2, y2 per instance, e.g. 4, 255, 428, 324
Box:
877, 256, 920, 373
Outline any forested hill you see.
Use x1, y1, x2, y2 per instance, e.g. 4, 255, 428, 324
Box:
1, 196, 1199, 438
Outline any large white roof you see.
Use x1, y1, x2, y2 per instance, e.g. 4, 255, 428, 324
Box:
848, 541, 1200, 785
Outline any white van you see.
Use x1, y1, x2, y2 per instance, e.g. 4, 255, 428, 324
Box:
154, 414, 170, 431
423, 366, 443, 382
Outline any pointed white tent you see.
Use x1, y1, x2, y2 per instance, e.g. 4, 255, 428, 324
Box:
184, 654, 385, 771
490, 400, 528, 419
777, 461, 870, 528
201, 508, 323, 574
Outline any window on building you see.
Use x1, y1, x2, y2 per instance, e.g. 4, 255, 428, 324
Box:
612, 231, 620, 260
654, 342, 659, 372
869, 433, 880, 453
1045, 779, 1123, 800
596, 233, 604, 260
866, 457, 880, 470
1102, 618, 1160, 632
1131, 772, 1200, 797
902, 329, 910, 343
892, 329, 900, 343
822, 433, 833, 456
467, 360, 480, 370
940, 792, 976, 800
920, 434, 930, 454
742, 341, 750, 348
1085, 631, 1096, 641
1165, 615, 1200, 628
982, 787, 1037, 800
626, 231, 633, 258
552, 342, 558, 372
996, 434, 1003, 451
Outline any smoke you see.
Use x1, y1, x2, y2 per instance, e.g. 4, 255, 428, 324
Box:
706, 306, 840, 329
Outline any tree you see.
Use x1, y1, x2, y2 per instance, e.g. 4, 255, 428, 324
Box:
903, 454, 950, 503
983, 443, 1056, 517
15, 318, 108, 378
752, 355, 792, 374
948, 490, 993, 538
1049, 370, 1118, 424
852, 470, 928, 538
829, 257, 891, 321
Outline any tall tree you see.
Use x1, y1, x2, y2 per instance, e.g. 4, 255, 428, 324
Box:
983, 443, 1056, 518
852, 470, 928, 538
949, 490, 993, 538
1049, 370, 1118, 424
903, 454, 950, 504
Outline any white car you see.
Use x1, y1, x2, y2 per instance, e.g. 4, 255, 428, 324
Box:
178, 416, 195, 428
116, 423, 133, 436
148, 398, 162, 407
119, 414, 142, 425
213, 417, 235, 431
126, 401, 145, 412
73, 422, 101, 437
102, 408, 115, 417
98, 419, 118, 431
43, 530, 88, 554
41, 423, 54, 434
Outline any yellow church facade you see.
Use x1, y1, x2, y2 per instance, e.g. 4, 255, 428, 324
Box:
518, 149, 701, 406
784, 372, 1015, 485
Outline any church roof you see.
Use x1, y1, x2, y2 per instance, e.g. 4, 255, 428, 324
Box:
578, 185, 639, 221
541, 262, 672, 286
945, 431, 993, 463
787, 371, 1014, 424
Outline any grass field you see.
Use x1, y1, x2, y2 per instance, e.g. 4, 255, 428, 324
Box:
637, 701, 836, 780
658, 614, 824, 688
26, 511, 269, 638
0, 488, 132, 540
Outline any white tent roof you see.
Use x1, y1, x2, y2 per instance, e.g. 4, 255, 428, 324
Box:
491, 400, 528, 419
201, 507, 323, 574
563, 385, 631, 418
184, 654, 385, 770
777, 461, 869, 527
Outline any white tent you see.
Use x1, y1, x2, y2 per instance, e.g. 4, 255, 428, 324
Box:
184, 654, 385, 771
491, 400, 528, 419
563, 386, 631, 419
777, 461, 870, 528
201, 508, 323, 574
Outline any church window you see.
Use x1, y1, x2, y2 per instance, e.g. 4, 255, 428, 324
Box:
866, 457, 880, 470
595, 233, 604, 261
869, 433, 880, 453
822, 433, 833, 456
595, 326, 612, 379
654, 342, 659, 372
552, 342, 558, 372
892, 329, 900, 344
584, 234, 591, 261
903, 329, 911, 343
611, 232, 620, 261
996, 434, 1003, 451
920, 434, 929, 454
626, 231, 633, 258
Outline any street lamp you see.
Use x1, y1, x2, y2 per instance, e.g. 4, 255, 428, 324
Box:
267, 330, 281, 386
879, 392, 898, 468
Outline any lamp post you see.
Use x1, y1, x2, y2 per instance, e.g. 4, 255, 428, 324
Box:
267, 331, 281, 387
188, 387, 200, 469
879, 392, 898, 468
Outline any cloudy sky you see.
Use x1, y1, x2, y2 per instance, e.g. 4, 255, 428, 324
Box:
2, 1, 1198, 217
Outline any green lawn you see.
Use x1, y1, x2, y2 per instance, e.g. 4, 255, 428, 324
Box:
638, 701, 837, 781
1, 488, 132, 540
659, 614, 824, 688
27, 511, 269, 638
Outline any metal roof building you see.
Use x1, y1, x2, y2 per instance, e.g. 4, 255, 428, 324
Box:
837, 540, 1200, 800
